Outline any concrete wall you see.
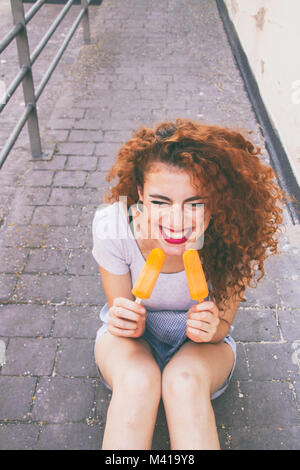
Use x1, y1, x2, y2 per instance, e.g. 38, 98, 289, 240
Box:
224, 0, 300, 186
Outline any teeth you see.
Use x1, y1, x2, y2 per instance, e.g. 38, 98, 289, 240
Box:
162, 227, 189, 239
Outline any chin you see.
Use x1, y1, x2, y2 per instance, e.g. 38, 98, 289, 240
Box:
158, 239, 189, 257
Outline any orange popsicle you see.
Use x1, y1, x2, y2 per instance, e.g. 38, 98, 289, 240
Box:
183, 249, 209, 302
132, 248, 166, 303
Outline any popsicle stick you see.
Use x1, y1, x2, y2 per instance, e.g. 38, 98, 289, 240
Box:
135, 298, 142, 304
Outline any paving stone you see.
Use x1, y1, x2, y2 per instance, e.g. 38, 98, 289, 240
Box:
13, 273, 70, 303
212, 380, 249, 428
0, 376, 36, 420
2, 338, 57, 376
65, 156, 98, 171
35, 423, 102, 450
82, 107, 107, 118
294, 377, 300, 406
97, 156, 116, 171
48, 118, 75, 130
232, 343, 251, 381
48, 187, 96, 206
68, 275, 106, 305
244, 342, 299, 380
243, 278, 279, 308
141, 76, 171, 90
85, 171, 110, 189
0, 304, 54, 337
52, 305, 101, 339
0, 185, 15, 201
93, 379, 112, 441
32, 205, 81, 225
80, 206, 101, 227
95, 142, 120, 157
278, 309, 300, 341
0, 274, 16, 301
22, 170, 54, 187
0, 149, 29, 174
73, 119, 102, 130
5, 204, 34, 225
69, 130, 102, 142
52, 170, 87, 188
54, 94, 74, 112
0, 171, 22, 187
277, 279, 300, 309
233, 308, 280, 342
56, 338, 98, 377
73, 98, 109, 109
86, 189, 104, 206
103, 130, 132, 143
25, 248, 69, 274
67, 250, 98, 276
0, 224, 50, 248
0, 423, 39, 450
110, 79, 136, 91
237, 381, 300, 426
28, 155, 67, 171
0, 247, 29, 273
228, 425, 300, 450
31, 377, 94, 423
43, 129, 69, 142
57, 142, 95, 156
43, 226, 88, 249
151, 402, 170, 450
217, 427, 231, 451
51, 108, 85, 120
14, 187, 51, 206
89, 112, 135, 128
264, 253, 300, 278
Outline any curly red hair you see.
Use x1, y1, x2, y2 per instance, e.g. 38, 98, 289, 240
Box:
102, 118, 287, 311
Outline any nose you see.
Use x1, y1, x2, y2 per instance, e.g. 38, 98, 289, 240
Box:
162, 203, 185, 230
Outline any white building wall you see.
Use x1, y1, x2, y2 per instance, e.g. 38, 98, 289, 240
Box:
224, 0, 300, 185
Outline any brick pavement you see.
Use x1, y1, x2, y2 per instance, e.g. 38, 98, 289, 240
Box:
0, 0, 299, 450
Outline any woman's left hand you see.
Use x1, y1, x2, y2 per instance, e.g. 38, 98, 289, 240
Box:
186, 301, 220, 343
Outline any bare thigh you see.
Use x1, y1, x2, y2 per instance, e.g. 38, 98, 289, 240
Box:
94, 332, 160, 390
164, 340, 235, 395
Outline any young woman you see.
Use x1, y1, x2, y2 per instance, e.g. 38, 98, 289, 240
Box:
92, 119, 285, 450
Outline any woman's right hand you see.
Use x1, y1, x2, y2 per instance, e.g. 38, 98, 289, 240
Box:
107, 297, 146, 338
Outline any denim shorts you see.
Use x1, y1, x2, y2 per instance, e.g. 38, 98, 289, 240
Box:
94, 308, 237, 401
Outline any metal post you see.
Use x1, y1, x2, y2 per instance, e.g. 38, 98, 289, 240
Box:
81, 0, 91, 44
10, 0, 45, 159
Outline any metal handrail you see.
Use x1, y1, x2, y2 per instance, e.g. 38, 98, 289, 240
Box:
0, 0, 45, 55
0, 0, 102, 169
24, 0, 46, 24
0, 22, 24, 54
36, 4, 89, 101
1, 103, 34, 162
0, 66, 28, 113
30, 0, 75, 66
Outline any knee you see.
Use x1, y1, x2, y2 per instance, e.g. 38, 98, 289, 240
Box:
117, 362, 162, 401
162, 362, 210, 402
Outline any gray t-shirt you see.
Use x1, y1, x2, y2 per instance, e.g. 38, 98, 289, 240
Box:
92, 201, 209, 321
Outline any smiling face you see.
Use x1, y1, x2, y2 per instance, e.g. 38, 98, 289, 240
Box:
136, 162, 211, 256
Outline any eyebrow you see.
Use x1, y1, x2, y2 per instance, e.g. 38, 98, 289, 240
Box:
149, 194, 208, 202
